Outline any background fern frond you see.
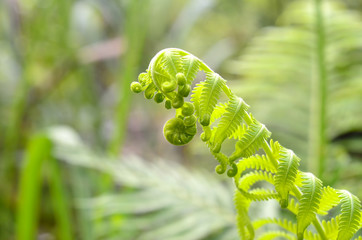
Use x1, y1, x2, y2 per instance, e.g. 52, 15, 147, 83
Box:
337, 190, 362, 240
297, 173, 323, 238
50, 130, 239, 240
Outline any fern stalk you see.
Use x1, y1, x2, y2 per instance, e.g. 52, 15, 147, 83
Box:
309, 0, 328, 180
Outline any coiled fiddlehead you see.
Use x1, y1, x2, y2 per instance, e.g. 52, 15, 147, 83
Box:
131, 48, 361, 240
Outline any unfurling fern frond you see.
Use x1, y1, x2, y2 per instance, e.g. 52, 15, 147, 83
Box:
297, 173, 323, 239
337, 190, 362, 240
274, 148, 300, 208
131, 48, 362, 240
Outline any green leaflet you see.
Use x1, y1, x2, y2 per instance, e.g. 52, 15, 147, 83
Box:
234, 190, 254, 240
253, 218, 297, 234
322, 216, 339, 239
229, 121, 271, 161
297, 173, 323, 239
337, 190, 362, 240
181, 55, 200, 84
318, 186, 340, 215
257, 231, 295, 240
199, 72, 226, 126
274, 148, 300, 208
161, 50, 182, 77
190, 81, 204, 117
212, 95, 249, 153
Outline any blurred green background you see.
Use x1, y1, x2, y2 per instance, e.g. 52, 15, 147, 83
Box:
0, 0, 361, 239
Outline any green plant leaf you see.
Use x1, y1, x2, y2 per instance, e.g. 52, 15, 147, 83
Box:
297, 173, 323, 239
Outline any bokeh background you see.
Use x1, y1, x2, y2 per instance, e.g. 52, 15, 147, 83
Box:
0, 0, 361, 239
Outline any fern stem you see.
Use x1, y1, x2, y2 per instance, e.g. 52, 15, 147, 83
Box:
312, 218, 328, 240
309, 0, 328, 179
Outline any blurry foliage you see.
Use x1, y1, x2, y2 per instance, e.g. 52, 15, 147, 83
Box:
0, 0, 361, 239
49, 127, 238, 240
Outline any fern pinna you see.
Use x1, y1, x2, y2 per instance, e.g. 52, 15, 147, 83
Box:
130, 48, 361, 240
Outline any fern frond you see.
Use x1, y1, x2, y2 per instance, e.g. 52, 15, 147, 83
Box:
238, 171, 275, 192
181, 55, 200, 84
190, 81, 204, 117
161, 50, 181, 77
287, 197, 300, 215
274, 148, 300, 208
337, 190, 362, 240
212, 95, 249, 153
236, 154, 277, 180
234, 189, 254, 240
199, 72, 226, 126
230, 121, 271, 161
297, 173, 323, 239
303, 230, 322, 240
321, 216, 339, 239
253, 217, 297, 234
257, 231, 296, 240
210, 102, 228, 124
239, 188, 279, 202
317, 186, 340, 215
229, 124, 248, 140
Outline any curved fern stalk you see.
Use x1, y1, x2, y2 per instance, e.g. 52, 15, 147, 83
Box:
130, 48, 362, 240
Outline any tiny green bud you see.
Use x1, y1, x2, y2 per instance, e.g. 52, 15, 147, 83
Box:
144, 83, 157, 99
200, 113, 210, 126
154, 93, 165, 103
172, 95, 184, 108
161, 80, 177, 93
165, 100, 172, 109
200, 126, 211, 142
184, 115, 196, 126
178, 84, 191, 97
181, 102, 195, 116
176, 73, 186, 85
138, 72, 148, 85
215, 165, 226, 174
130, 82, 142, 93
